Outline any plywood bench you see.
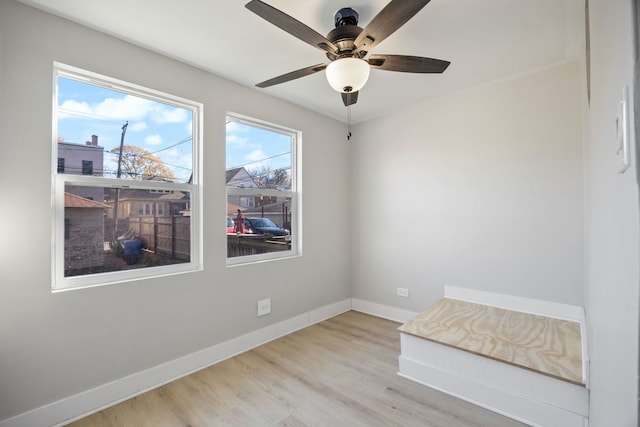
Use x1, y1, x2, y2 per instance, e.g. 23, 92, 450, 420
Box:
397, 286, 589, 427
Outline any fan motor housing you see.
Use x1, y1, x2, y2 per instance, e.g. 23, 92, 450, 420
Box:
326, 10, 364, 61
327, 25, 366, 61
334, 7, 358, 27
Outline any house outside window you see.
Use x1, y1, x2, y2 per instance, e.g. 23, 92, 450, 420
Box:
226, 113, 299, 263
53, 62, 202, 291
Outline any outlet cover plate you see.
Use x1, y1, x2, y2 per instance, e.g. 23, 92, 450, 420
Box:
257, 298, 271, 316
397, 288, 409, 298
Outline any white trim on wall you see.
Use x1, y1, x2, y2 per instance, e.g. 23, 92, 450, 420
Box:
350, 298, 418, 323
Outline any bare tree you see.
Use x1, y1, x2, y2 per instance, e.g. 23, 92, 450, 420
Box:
247, 165, 272, 187
248, 165, 290, 187
272, 168, 290, 186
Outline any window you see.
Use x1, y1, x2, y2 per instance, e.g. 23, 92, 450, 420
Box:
226, 114, 299, 263
53, 63, 202, 291
82, 160, 93, 175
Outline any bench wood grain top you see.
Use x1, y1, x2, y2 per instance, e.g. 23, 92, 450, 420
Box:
398, 298, 584, 386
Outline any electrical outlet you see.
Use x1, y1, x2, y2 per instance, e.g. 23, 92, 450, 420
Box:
397, 287, 409, 298
257, 298, 271, 316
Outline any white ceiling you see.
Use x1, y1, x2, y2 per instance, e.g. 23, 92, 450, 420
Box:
17, 0, 585, 124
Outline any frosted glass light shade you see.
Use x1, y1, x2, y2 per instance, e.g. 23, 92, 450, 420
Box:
325, 58, 370, 93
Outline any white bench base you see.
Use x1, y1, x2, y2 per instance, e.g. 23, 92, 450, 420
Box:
398, 287, 589, 427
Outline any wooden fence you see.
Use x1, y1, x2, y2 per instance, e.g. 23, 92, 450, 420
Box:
106, 216, 191, 261
227, 234, 291, 258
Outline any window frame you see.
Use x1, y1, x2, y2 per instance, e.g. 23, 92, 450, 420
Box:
52, 62, 203, 291
226, 113, 300, 266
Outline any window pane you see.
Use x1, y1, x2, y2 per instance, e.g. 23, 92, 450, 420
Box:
226, 115, 297, 262
63, 183, 191, 277
226, 120, 292, 190
82, 160, 93, 175
57, 76, 193, 183
227, 194, 292, 258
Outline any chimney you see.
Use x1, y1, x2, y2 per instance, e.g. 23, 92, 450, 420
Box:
91, 135, 98, 146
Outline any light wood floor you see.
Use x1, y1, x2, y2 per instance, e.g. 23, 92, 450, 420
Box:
68, 311, 527, 427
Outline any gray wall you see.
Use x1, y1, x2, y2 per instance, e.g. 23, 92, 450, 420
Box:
350, 61, 585, 308
0, 0, 350, 420
585, 0, 640, 425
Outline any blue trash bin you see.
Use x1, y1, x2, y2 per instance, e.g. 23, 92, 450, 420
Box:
120, 239, 142, 264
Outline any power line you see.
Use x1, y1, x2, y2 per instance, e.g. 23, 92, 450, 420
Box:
147, 136, 192, 155
227, 151, 291, 171
58, 107, 129, 123
104, 150, 192, 172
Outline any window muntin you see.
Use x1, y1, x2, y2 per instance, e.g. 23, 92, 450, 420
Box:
53, 63, 202, 290
226, 114, 299, 263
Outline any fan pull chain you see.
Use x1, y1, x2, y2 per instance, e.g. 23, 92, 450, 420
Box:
347, 105, 352, 140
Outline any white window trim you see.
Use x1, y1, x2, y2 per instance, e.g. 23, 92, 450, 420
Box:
52, 62, 203, 292
226, 113, 301, 266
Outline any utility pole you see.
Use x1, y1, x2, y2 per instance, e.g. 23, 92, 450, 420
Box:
116, 121, 128, 179
112, 121, 128, 246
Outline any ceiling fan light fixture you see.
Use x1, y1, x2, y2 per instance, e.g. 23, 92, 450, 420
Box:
326, 57, 370, 93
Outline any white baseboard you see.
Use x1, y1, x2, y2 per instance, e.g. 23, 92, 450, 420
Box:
0, 299, 352, 427
350, 298, 418, 323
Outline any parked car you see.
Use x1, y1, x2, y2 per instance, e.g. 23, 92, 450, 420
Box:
226, 216, 235, 233
244, 217, 290, 236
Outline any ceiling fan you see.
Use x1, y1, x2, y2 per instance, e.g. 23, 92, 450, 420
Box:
245, 0, 451, 107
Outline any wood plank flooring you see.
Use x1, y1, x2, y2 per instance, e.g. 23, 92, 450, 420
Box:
67, 311, 527, 427
398, 298, 583, 385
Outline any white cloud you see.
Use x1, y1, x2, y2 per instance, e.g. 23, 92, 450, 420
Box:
130, 121, 148, 132
58, 100, 92, 119
95, 95, 155, 121
152, 107, 188, 124
145, 134, 163, 146
246, 149, 267, 162
226, 134, 250, 148
58, 94, 189, 126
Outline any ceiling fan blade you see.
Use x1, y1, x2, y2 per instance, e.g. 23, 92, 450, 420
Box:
342, 91, 358, 106
256, 63, 327, 88
354, 0, 431, 51
368, 54, 450, 73
246, 0, 338, 54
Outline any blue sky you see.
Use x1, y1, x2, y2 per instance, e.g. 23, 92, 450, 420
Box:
225, 120, 292, 178
57, 77, 194, 182
57, 76, 292, 184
